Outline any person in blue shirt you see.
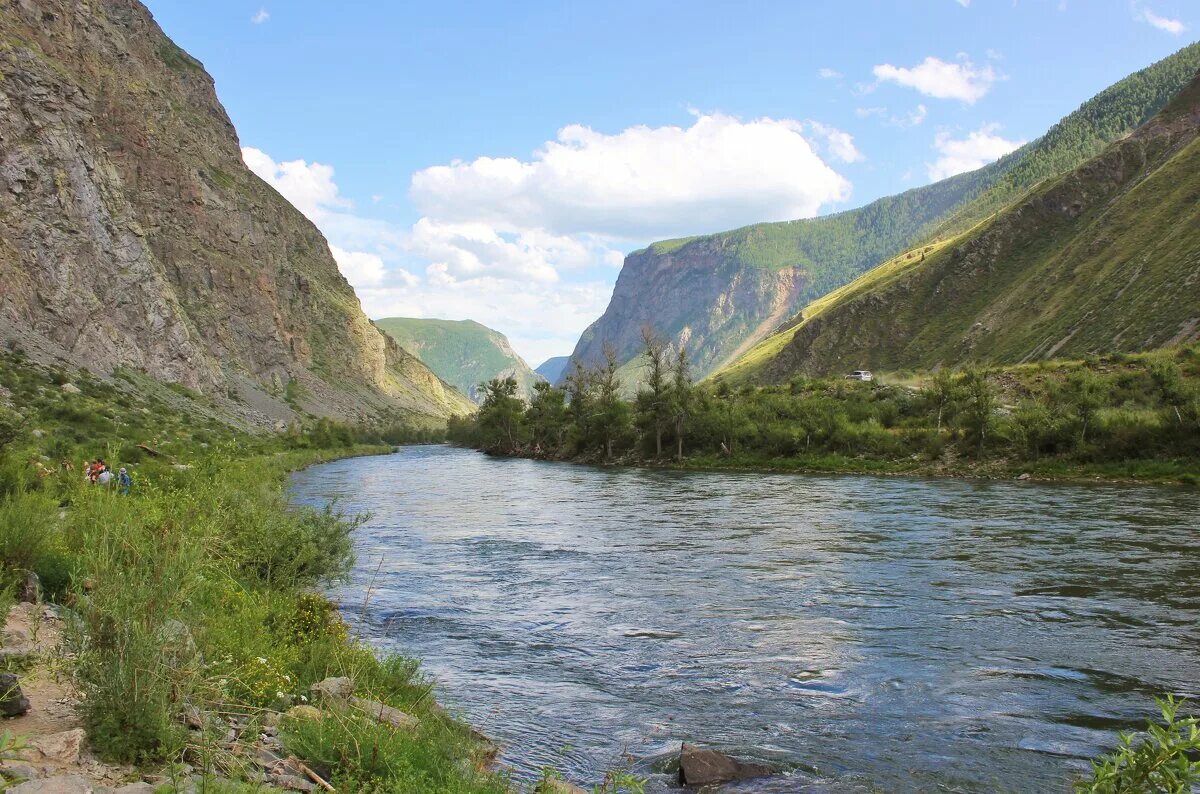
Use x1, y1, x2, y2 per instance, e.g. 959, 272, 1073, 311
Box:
117, 467, 132, 495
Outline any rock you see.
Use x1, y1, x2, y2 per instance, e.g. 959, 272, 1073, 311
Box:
678, 743, 772, 787
7, 774, 97, 793
112, 784, 158, 793
539, 778, 588, 794
0, 761, 40, 781
267, 773, 315, 792
350, 696, 419, 730
31, 429, 45, 438
19, 570, 42, 603
0, 672, 31, 716
24, 728, 87, 764
284, 705, 322, 721
59, 383, 81, 395
159, 620, 196, 665
309, 676, 353, 701
1016, 472, 1031, 480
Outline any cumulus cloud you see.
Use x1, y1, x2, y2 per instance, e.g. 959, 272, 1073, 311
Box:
251, 8, 269, 24
244, 112, 854, 363
410, 112, 851, 240
807, 121, 863, 163
242, 147, 349, 222
1140, 7, 1185, 34
818, 67, 842, 79
873, 55, 998, 104
927, 124, 1025, 181
328, 245, 389, 289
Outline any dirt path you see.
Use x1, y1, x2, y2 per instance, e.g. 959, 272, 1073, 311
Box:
1, 602, 147, 792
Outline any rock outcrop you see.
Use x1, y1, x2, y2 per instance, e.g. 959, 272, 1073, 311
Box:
0, 0, 472, 424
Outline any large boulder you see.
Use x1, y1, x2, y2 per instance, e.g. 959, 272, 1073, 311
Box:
0, 672, 31, 716
23, 728, 87, 764
350, 697, 418, 730
7, 774, 97, 793
309, 676, 353, 702
678, 743, 773, 787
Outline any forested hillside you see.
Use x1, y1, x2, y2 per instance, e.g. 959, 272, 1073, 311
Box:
564, 42, 1200, 387
718, 70, 1200, 382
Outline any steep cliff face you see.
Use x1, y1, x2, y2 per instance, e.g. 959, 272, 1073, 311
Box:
566, 43, 1200, 387
720, 73, 1200, 382
374, 317, 544, 403
0, 0, 472, 424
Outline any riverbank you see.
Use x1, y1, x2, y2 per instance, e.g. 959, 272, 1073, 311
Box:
452, 345, 1200, 487
0, 354, 523, 792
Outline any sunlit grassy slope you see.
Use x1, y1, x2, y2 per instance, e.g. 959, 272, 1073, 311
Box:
714, 72, 1200, 384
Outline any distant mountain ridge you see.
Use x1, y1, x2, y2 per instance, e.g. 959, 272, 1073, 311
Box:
0, 0, 473, 425
535, 356, 570, 384
717, 70, 1200, 382
375, 318, 544, 403
563, 42, 1200, 389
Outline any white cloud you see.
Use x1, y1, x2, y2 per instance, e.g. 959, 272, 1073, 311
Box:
873, 55, 998, 104
242, 147, 349, 222
410, 112, 851, 240
328, 245, 389, 289
1140, 7, 1185, 34
244, 111, 855, 363
954, 0, 970, 6
909, 104, 929, 126
818, 67, 842, 79
251, 8, 269, 24
927, 124, 1025, 181
807, 121, 863, 163
356, 276, 612, 368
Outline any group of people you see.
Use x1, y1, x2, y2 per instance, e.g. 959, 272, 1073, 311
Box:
84, 458, 132, 494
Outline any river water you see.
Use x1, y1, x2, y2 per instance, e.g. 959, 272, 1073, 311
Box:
289, 445, 1200, 792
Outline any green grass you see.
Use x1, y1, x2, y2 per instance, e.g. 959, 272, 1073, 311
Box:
0, 351, 508, 791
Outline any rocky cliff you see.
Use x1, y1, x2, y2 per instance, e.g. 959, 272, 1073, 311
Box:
374, 317, 544, 403
720, 72, 1200, 382
0, 0, 472, 425
565, 43, 1200, 388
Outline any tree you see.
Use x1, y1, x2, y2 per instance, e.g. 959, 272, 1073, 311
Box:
594, 345, 631, 460
1064, 370, 1107, 443
527, 381, 568, 453
670, 345, 694, 461
957, 369, 996, 455
565, 360, 595, 453
476, 377, 525, 453
635, 328, 672, 458
924, 369, 961, 433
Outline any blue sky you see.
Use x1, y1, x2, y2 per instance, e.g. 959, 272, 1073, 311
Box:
145, 0, 1195, 366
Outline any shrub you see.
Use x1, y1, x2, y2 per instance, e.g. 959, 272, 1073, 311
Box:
1077, 696, 1200, 793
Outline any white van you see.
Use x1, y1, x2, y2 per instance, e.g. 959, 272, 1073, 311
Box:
846, 370, 873, 382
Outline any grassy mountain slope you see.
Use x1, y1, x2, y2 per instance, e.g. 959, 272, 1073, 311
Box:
0, 0, 472, 426
375, 317, 543, 403
565, 42, 1200, 387
717, 72, 1200, 383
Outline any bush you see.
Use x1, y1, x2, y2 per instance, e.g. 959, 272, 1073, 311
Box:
1077, 696, 1200, 792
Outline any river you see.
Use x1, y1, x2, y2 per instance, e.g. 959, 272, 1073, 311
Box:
289, 445, 1200, 792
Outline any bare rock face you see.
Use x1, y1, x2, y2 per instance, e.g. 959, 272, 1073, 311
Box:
566, 242, 810, 385
0, 0, 472, 424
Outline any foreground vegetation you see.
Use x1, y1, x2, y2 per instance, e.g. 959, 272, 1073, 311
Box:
0, 350, 530, 792
453, 338, 1200, 486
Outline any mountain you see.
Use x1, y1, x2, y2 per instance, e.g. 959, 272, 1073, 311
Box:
716, 70, 1200, 383
0, 0, 472, 425
375, 318, 544, 403
535, 356, 570, 383
564, 42, 1200, 388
